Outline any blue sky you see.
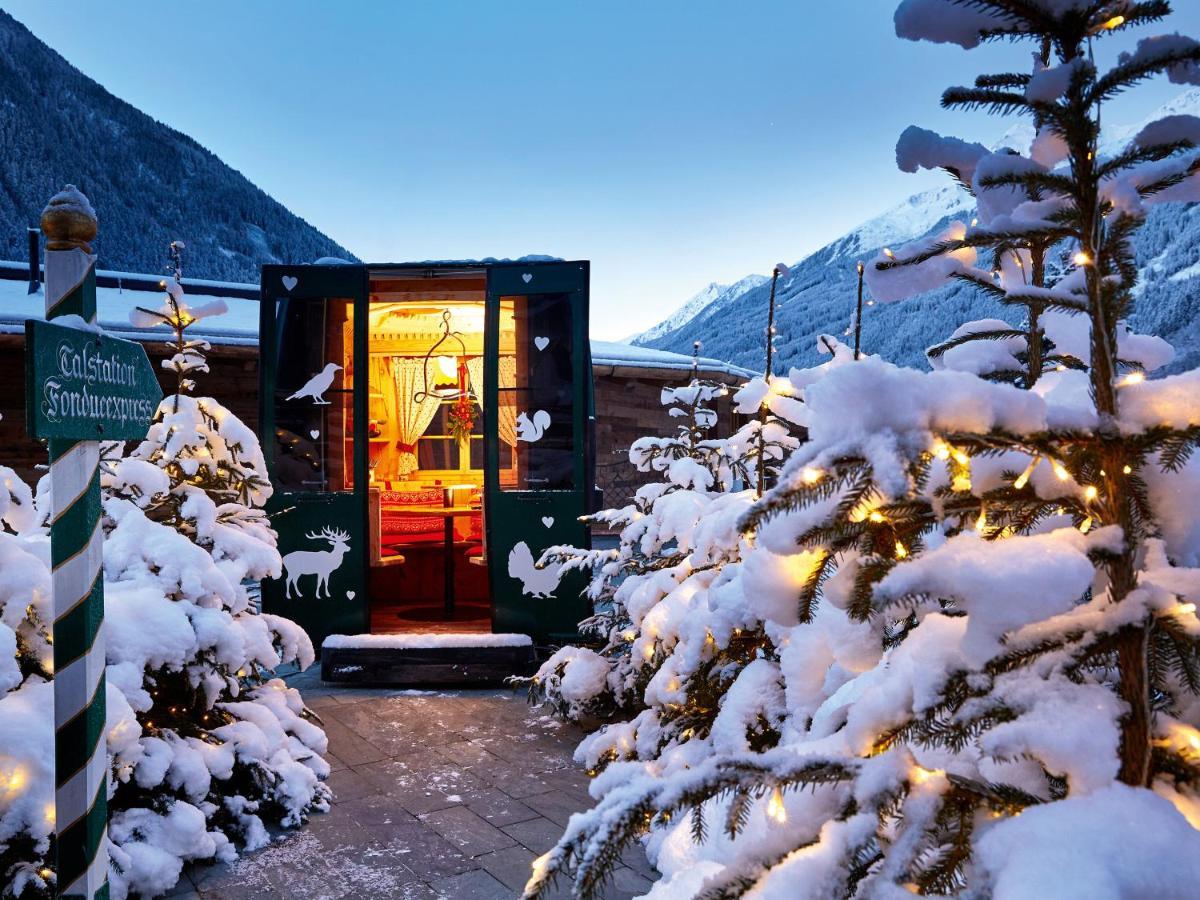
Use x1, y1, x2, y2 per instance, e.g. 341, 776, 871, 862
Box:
7, 1, 1199, 338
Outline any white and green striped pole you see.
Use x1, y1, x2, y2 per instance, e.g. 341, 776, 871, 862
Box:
41, 186, 110, 899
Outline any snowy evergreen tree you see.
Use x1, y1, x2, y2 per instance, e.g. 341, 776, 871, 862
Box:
0, 244, 330, 899
523, 3, 1200, 898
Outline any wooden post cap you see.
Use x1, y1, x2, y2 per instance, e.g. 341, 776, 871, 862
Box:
40, 185, 98, 252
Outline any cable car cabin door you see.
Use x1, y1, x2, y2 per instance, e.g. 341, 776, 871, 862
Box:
485, 262, 592, 642
259, 265, 369, 649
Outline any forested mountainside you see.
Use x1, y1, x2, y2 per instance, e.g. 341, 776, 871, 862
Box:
0, 9, 354, 280
639, 92, 1200, 376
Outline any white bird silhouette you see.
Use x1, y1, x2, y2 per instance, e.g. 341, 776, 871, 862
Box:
507, 542, 564, 599
287, 363, 342, 404
515, 409, 551, 443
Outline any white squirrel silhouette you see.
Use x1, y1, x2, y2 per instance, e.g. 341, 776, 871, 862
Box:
515, 409, 551, 443
282, 526, 350, 598
507, 541, 564, 599
287, 363, 342, 405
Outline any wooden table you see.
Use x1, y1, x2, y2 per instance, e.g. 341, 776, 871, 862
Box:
400, 505, 479, 619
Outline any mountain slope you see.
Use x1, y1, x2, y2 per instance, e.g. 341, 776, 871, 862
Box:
639, 90, 1200, 376
629, 274, 768, 345
0, 10, 355, 280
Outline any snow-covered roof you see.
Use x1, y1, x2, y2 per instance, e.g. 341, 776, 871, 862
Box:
589, 340, 754, 379
0, 262, 751, 378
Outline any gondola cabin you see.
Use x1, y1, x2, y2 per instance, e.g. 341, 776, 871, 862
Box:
258, 260, 594, 679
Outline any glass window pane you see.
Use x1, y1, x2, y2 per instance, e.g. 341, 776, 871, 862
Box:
499, 293, 574, 491
272, 297, 354, 492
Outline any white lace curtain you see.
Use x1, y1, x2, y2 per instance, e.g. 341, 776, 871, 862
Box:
391, 358, 442, 476
466, 356, 518, 447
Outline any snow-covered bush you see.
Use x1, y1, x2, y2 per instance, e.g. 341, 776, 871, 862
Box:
523, 4, 1200, 897
0, 244, 329, 898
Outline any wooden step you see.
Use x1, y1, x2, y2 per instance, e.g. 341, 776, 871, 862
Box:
320, 633, 537, 685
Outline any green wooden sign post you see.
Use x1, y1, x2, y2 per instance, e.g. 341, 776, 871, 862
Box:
28, 187, 161, 900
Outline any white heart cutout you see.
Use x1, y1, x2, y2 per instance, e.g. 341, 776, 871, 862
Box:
522, 273, 533, 284
309, 429, 320, 440
541, 516, 554, 528
534, 336, 549, 351
282, 275, 298, 292
346, 590, 356, 600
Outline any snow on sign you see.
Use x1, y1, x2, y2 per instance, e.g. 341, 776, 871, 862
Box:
24, 317, 162, 440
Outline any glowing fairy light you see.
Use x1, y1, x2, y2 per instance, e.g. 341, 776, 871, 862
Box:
766, 786, 788, 823
869, 511, 886, 523
1079, 516, 1094, 534
1073, 251, 1092, 266
894, 541, 908, 559
1122, 465, 1132, 475
801, 466, 823, 485
1119, 372, 1145, 386
932, 441, 951, 460
1083, 485, 1099, 502
883, 248, 895, 259
909, 766, 943, 786
1013, 457, 1039, 490
975, 507, 987, 532
1053, 461, 1070, 481
1102, 15, 1125, 29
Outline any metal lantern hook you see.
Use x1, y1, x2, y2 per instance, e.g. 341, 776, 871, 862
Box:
413, 309, 469, 404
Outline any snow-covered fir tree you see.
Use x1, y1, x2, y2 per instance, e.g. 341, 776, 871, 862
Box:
523, 3, 1200, 898
0, 244, 329, 899
523, 367, 804, 725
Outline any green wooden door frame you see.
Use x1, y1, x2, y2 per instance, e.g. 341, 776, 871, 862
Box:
484, 261, 593, 643
259, 264, 370, 649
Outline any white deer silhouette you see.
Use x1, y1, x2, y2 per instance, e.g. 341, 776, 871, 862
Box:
282, 526, 351, 599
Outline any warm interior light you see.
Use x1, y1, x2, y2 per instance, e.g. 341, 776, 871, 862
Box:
436, 355, 458, 379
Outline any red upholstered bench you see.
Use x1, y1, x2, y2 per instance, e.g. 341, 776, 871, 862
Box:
379, 484, 444, 546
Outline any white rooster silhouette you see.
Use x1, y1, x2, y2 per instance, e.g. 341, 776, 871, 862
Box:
287, 363, 342, 404
515, 409, 551, 443
507, 541, 564, 598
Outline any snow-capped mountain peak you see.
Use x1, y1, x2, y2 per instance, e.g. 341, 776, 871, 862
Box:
629, 274, 768, 345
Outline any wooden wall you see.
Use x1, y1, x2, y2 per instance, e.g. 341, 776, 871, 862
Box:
592, 370, 742, 512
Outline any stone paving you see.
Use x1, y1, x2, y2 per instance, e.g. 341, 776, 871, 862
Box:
168, 668, 656, 899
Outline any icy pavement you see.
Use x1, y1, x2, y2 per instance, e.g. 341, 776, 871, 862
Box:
168, 667, 656, 899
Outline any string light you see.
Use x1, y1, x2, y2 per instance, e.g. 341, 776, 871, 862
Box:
975, 507, 987, 532
1079, 516, 1094, 534
1119, 372, 1145, 386
894, 541, 908, 559
1083, 485, 1099, 502
951, 448, 970, 466
1013, 457, 1040, 490
932, 441, 951, 461
767, 786, 788, 823
1176, 603, 1197, 616
801, 466, 823, 485
883, 248, 895, 259
1101, 15, 1125, 30
1073, 251, 1092, 266
909, 765, 943, 786
1122, 465, 1132, 475
869, 511, 886, 523
952, 473, 972, 493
